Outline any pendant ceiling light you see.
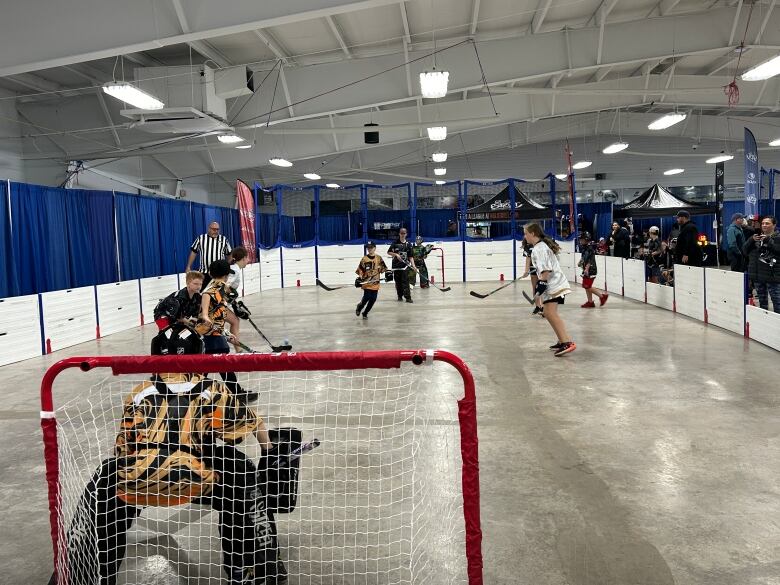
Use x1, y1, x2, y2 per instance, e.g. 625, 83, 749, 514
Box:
427, 126, 447, 141
705, 153, 734, 164
303, 173, 321, 180
741, 54, 780, 81
419, 70, 450, 98
572, 161, 592, 169
326, 183, 341, 188
769, 138, 780, 147
217, 133, 245, 144
102, 82, 164, 110
432, 152, 447, 163
435, 180, 446, 185
602, 141, 629, 154
269, 158, 293, 167
555, 173, 568, 180
663, 168, 685, 175
434, 167, 447, 176
648, 112, 687, 130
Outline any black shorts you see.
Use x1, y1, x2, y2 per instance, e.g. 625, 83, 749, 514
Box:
543, 296, 565, 305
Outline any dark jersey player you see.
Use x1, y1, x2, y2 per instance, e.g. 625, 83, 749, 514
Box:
153, 270, 204, 330
50, 324, 288, 585
387, 228, 415, 303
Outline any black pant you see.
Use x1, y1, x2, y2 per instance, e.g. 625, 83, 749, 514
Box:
727, 251, 744, 272
204, 334, 242, 395
55, 446, 281, 585
394, 268, 411, 300
357, 289, 378, 315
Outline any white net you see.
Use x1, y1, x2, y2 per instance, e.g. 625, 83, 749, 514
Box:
51, 365, 468, 585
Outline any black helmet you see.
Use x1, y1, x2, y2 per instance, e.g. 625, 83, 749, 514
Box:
578, 231, 591, 241
151, 324, 204, 356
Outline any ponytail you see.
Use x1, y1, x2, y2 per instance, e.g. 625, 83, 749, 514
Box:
542, 235, 560, 255
524, 223, 560, 255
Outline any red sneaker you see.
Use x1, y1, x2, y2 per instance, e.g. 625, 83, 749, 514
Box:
554, 341, 576, 357
581, 301, 596, 308
599, 293, 609, 306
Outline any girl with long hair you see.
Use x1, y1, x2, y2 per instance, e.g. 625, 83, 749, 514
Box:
523, 223, 576, 356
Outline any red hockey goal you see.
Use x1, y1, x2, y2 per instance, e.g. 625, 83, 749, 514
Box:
41, 350, 482, 584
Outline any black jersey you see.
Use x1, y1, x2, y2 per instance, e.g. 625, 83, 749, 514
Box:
579, 245, 598, 276
387, 240, 414, 269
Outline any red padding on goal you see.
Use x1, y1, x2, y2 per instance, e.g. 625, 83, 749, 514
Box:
42, 417, 65, 582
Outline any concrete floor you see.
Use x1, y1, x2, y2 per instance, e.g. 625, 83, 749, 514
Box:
2, 282, 779, 585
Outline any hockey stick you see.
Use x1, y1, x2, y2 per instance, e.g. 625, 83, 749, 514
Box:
522, 290, 535, 305
469, 274, 528, 299
316, 269, 405, 292
396, 258, 451, 292
245, 316, 292, 352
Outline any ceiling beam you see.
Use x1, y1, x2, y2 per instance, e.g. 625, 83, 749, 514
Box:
470, 0, 481, 36
170, 0, 232, 68
253, 29, 295, 66
123, 52, 161, 68
63, 64, 110, 85
9, 73, 61, 93
587, 0, 620, 26
652, 0, 681, 17
95, 91, 121, 147
729, 0, 744, 45
755, 0, 777, 44
279, 66, 296, 117
399, 2, 411, 44
531, 0, 554, 34
325, 15, 352, 58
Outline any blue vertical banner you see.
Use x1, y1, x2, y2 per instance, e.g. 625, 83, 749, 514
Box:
744, 128, 759, 217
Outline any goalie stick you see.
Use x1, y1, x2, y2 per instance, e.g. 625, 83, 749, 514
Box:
395, 258, 451, 292
469, 274, 529, 299
245, 316, 293, 352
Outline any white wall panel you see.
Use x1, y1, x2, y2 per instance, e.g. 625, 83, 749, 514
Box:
555, 240, 576, 254
747, 305, 780, 351
259, 248, 282, 291
647, 282, 674, 311
318, 269, 357, 285
573, 253, 582, 284
430, 241, 463, 283
0, 294, 42, 366
259, 248, 281, 262
466, 266, 509, 281
674, 265, 705, 321
465, 241, 514, 281
594, 255, 607, 290
558, 252, 576, 283
140, 275, 179, 325
282, 247, 316, 287
316, 244, 365, 260
96, 280, 141, 337
177, 272, 187, 289
466, 240, 514, 256
242, 263, 261, 296
40, 286, 97, 353
623, 260, 647, 302
604, 256, 624, 295
705, 269, 745, 335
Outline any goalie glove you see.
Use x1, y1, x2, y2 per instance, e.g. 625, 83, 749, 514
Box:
355, 277, 363, 288
232, 300, 251, 320
534, 280, 548, 296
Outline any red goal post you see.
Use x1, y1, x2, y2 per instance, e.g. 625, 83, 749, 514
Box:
41, 350, 483, 585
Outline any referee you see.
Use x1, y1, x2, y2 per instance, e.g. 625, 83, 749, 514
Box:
186, 221, 232, 288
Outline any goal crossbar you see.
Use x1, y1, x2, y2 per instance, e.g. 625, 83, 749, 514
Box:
41, 349, 483, 585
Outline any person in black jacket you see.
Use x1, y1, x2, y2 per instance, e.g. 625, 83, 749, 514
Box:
673, 210, 703, 267
743, 216, 780, 313
577, 232, 608, 308
153, 271, 204, 330
608, 221, 631, 258
387, 228, 416, 303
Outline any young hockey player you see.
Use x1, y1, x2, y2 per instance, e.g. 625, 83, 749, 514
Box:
387, 228, 415, 302
409, 236, 433, 288
50, 323, 290, 585
223, 246, 250, 345
577, 232, 608, 308
523, 223, 576, 356
355, 241, 387, 319
153, 270, 204, 330
521, 237, 543, 315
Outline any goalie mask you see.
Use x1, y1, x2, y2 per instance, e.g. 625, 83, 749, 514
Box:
151, 324, 204, 356
153, 295, 181, 330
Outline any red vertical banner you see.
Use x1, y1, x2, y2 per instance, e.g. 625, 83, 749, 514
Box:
236, 180, 257, 262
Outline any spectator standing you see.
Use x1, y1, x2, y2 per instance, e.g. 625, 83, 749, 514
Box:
186, 221, 232, 282
645, 226, 662, 283
609, 221, 631, 258
743, 216, 780, 312
673, 211, 703, 267
724, 213, 746, 272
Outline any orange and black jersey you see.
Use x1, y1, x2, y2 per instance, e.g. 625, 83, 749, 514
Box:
199, 280, 230, 335
114, 373, 259, 506
356, 254, 387, 291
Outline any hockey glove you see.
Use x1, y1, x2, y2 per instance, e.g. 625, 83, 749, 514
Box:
385, 271, 394, 282
232, 301, 251, 320
354, 277, 363, 288
534, 280, 548, 296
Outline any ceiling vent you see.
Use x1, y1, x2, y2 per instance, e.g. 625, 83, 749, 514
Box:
121, 107, 231, 134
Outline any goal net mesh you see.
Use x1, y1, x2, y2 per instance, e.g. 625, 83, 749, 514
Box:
49, 363, 470, 585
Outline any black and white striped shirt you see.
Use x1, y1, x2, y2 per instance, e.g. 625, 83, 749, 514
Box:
190, 234, 232, 272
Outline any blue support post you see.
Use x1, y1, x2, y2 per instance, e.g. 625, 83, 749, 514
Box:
509, 178, 517, 279
548, 173, 558, 239
459, 181, 466, 282
361, 185, 369, 244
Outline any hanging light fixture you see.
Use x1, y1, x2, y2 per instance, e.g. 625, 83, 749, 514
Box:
434, 167, 447, 176
769, 138, 780, 146
435, 180, 446, 185
427, 126, 447, 141
217, 133, 245, 144
269, 158, 293, 167
325, 183, 341, 189
102, 82, 164, 110
555, 173, 568, 180
741, 54, 780, 81
705, 153, 734, 164
432, 152, 448, 162
419, 70, 450, 98
303, 173, 321, 180
664, 168, 685, 175
648, 112, 687, 130
572, 161, 592, 169
602, 141, 629, 154
235, 144, 253, 149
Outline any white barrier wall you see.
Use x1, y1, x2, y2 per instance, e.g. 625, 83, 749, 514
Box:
573, 253, 582, 284
431, 241, 464, 283
647, 282, 674, 311
558, 251, 576, 283
282, 246, 316, 287
140, 275, 179, 325
594, 255, 607, 290
96, 281, 141, 336
242, 263, 261, 296
465, 240, 514, 281
705, 269, 745, 335
317, 244, 365, 285
623, 260, 646, 302
746, 305, 780, 351
177, 272, 187, 289
260, 248, 282, 290
0, 295, 42, 366
604, 256, 623, 295
674, 265, 705, 321
40, 286, 97, 353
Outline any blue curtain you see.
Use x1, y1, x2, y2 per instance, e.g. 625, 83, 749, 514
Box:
577, 202, 614, 240
64, 189, 117, 287
258, 213, 279, 248
281, 216, 315, 245
318, 215, 351, 243
417, 209, 458, 239
10, 182, 72, 294
0, 183, 17, 297
115, 193, 162, 280
158, 198, 194, 274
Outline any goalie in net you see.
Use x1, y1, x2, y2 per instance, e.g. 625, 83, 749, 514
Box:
50, 323, 295, 585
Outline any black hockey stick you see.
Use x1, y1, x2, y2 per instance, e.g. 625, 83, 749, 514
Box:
396, 258, 451, 292
245, 316, 292, 352
522, 290, 535, 305
469, 275, 527, 299
316, 268, 406, 292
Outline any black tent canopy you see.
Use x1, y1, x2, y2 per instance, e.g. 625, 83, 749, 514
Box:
614, 184, 713, 218
465, 185, 551, 221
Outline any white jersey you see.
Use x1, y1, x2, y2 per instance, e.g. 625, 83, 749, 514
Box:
226, 264, 242, 293
530, 240, 571, 301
